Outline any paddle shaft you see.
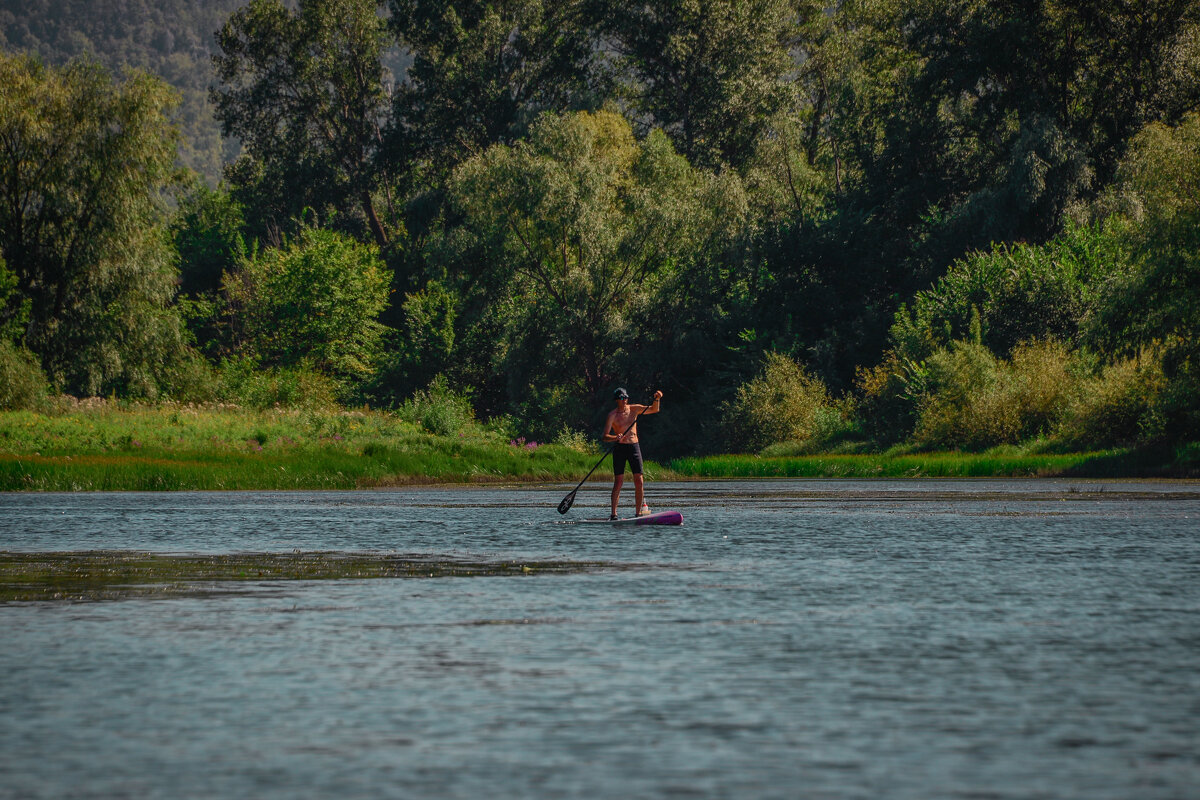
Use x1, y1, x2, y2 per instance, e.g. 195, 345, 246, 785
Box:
557, 397, 655, 514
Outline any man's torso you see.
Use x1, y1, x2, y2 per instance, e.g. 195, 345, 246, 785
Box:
607, 407, 641, 443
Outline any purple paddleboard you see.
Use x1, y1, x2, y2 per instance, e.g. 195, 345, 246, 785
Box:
579, 510, 683, 525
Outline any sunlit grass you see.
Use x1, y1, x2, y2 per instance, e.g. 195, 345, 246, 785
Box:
668, 447, 1169, 478
2, 403, 1192, 490
0, 401, 603, 490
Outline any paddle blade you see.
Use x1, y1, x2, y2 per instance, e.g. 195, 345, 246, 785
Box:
557, 490, 577, 515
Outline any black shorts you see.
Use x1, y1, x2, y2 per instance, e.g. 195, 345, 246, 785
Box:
612, 442, 644, 475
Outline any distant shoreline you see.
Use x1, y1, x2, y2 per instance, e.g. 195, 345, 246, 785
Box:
2, 405, 1195, 491
3, 450, 1196, 492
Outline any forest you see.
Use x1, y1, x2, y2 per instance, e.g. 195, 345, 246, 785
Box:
2, 0, 1199, 461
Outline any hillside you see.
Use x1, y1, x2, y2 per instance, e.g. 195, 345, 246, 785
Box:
0, 0, 246, 182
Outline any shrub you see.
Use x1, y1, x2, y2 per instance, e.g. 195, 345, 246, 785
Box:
0, 341, 49, 410
223, 227, 391, 389
720, 351, 830, 452
159, 352, 221, 404
217, 356, 339, 410
760, 399, 865, 455
913, 339, 1075, 451
1056, 350, 1166, 448
509, 382, 589, 445
398, 375, 478, 437
1004, 339, 1076, 437
890, 221, 1127, 363
913, 341, 1006, 449
855, 352, 922, 445
552, 426, 598, 454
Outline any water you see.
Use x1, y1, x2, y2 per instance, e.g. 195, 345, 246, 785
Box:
2, 479, 1199, 799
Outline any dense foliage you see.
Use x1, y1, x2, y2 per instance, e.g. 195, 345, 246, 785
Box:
2, 0, 1199, 459
0, 0, 248, 181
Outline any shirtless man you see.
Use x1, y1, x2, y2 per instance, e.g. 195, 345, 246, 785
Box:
602, 387, 663, 519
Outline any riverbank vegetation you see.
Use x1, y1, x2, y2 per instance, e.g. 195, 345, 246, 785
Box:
0, 397, 607, 490
3, 1, 1199, 478
2, 400, 1194, 491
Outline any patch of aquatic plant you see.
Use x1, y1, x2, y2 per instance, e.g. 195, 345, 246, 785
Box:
0, 551, 641, 603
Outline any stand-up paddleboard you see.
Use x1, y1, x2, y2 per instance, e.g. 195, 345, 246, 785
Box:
578, 509, 683, 525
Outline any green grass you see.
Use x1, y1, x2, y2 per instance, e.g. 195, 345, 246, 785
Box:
0, 401, 607, 491
3, 403, 1193, 490
669, 445, 1198, 479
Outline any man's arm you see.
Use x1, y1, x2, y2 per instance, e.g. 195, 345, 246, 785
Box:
642, 390, 663, 415
601, 411, 619, 442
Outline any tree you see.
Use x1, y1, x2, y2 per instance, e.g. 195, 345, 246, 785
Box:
211, 0, 395, 246
0, 255, 29, 345
0, 0, 249, 183
450, 110, 742, 398
0, 53, 191, 397
758, 0, 1200, 389
222, 227, 392, 387
386, 0, 603, 181
172, 181, 247, 298
1089, 112, 1200, 438
863, 0, 1200, 259
598, 0, 799, 169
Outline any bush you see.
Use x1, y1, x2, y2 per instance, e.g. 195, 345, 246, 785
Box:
720, 351, 830, 452
890, 221, 1127, 363
760, 399, 866, 455
398, 375, 478, 437
913, 341, 1006, 449
552, 426, 598, 454
1004, 339, 1076, 437
913, 339, 1075, 451
855, 352, 923, 445
159, 352, 221, 404
1056, 350, 1166, 448
223, 226, 391, 389
216, 356, 339, 410
0, 341, 49, 410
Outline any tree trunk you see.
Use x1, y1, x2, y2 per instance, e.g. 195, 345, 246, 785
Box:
361, 190, 388, 248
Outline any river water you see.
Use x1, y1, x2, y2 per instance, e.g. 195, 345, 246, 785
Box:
1, 479, 1198, 799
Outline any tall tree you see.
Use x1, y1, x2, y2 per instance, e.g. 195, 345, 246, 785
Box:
0, 53, 190, 397
865, 0, 1200, 260
387, 0, 603, 182
598, 0, 799, 169
1089, 112, 1200, 438
450, 110, 742, 398
211, 0, 395, 246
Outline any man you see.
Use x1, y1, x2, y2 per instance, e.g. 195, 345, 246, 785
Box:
601, 387, 663, 519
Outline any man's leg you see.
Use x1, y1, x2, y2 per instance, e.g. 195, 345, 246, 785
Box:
611, 474, 623, 518
633, 473, 645, 514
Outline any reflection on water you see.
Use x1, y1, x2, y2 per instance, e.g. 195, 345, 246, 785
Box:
2, 480, 1199, 799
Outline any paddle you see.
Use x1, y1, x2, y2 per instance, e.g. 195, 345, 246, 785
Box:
557, 397, 654, 515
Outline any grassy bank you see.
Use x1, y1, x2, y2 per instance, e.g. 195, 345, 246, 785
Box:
669, 443, 1200, 479
2, 403, 1195, 490
0, 401, 605, 491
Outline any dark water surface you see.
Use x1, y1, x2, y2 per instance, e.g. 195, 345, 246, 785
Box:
1, 480, 1198, 799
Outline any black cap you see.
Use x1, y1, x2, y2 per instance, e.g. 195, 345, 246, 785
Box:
613, 387, 629, 399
